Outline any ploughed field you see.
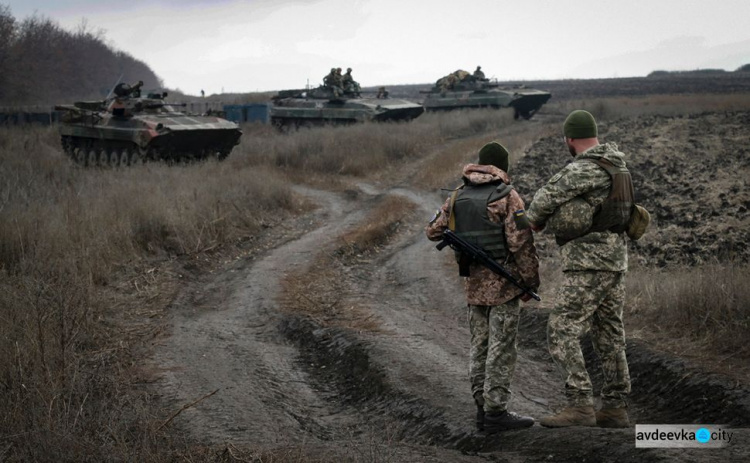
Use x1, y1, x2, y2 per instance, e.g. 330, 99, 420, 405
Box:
514, 111, 750, 266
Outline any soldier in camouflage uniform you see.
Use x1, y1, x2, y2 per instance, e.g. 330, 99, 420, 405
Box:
526, 110, 633, 429
473, 66, 486, 80
342, 68, 360, 95
426, 142, 540, 434
323, 68, 343, 97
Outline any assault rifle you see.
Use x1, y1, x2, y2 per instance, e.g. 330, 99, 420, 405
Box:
436, 229, 541, 301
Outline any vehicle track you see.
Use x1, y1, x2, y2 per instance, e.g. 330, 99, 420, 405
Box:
154, 186, 368, 446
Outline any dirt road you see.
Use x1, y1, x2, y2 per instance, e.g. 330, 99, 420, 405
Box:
154, 114, 750, 461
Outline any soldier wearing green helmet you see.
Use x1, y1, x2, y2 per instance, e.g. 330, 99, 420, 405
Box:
526, 109, 637, 429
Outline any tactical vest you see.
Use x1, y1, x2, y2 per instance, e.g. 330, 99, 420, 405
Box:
584, 157, 635, 234
450, 182, 513, 267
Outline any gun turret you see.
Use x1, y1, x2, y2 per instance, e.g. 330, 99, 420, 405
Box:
113, 81, 144, 98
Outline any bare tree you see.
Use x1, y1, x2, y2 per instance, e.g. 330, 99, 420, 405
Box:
0, 8, 162, 106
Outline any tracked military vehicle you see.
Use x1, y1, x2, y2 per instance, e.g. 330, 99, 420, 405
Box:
421, 70, 551, 119
269, 85, 424, 127
55, 81, 242, 166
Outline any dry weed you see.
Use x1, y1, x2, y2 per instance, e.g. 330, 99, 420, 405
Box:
338, 195, 417, 256
626, 264, 750, 357
280, 195, 418, 332
0, 125, 297, 461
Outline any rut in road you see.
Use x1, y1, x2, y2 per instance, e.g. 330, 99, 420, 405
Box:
274, 184, 750, 461
154, 178, 750, 461
154, 186, 371, 446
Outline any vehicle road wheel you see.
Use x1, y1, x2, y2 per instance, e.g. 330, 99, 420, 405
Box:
84, 149, 99, 167
72, 146, 85, 165
106, 149, 120, 168
120, 148, 132, 166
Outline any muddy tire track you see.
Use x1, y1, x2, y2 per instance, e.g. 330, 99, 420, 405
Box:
154, 186, 369, 446
155, 182, 750, 461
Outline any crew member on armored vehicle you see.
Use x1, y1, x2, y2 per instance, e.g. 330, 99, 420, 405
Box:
342, 68, 361, 96
423, 67, 552, 119
323, 68, 344, 97
473, 66, 487, 80
269, 69, 424, 126
55, 80, 242, 166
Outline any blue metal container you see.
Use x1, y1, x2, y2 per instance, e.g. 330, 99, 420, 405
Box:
222, 104, 269, 124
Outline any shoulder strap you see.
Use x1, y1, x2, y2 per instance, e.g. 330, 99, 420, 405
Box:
448, 184, 464, 231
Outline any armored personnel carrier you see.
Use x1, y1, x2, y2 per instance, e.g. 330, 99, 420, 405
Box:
421, 69, 551, 119
55, 81, 242, 166
269, 85, 424, 127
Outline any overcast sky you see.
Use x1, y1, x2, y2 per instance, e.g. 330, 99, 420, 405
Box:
6, 0, 750, 95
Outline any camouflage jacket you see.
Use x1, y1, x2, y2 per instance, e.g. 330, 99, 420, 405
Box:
526, 143, 628, 272
426, 164, 540, 306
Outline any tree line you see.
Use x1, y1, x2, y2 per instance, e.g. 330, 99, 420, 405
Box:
0, 4, 162, 107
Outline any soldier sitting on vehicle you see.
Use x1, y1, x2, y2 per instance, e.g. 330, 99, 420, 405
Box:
474, 66, 487, 81
342, 67, 361, 96
376, 86, 389, 99
323, 68, 344, 98
323, 68, 336, 86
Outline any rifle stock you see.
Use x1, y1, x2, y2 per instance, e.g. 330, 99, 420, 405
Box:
436, 229, 541, 301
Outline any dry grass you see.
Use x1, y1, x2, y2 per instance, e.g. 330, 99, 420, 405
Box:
626, 264, 750, 356
280, 195, 418, 332
233, 108, 517, 179
0, 105, 518, 461
0, 126, 297, 461
3, 90, 750, 460
338, 195, 417, 256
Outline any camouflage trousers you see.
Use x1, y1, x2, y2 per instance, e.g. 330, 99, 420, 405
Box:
548, 271, 631, 408
468, 298, 521, 412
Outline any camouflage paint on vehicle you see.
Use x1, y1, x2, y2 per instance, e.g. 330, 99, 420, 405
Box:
269, 85, 424, 127
55, 81, 242, 166
421, 70, 552, 120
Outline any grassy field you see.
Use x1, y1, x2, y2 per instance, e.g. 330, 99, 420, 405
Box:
2, 88, 750, 460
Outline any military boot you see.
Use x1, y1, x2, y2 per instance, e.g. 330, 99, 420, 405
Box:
474, 393, 485, 431
539, 406, 596, 428
483, 410, 535, 434
596, 407, 630, 428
